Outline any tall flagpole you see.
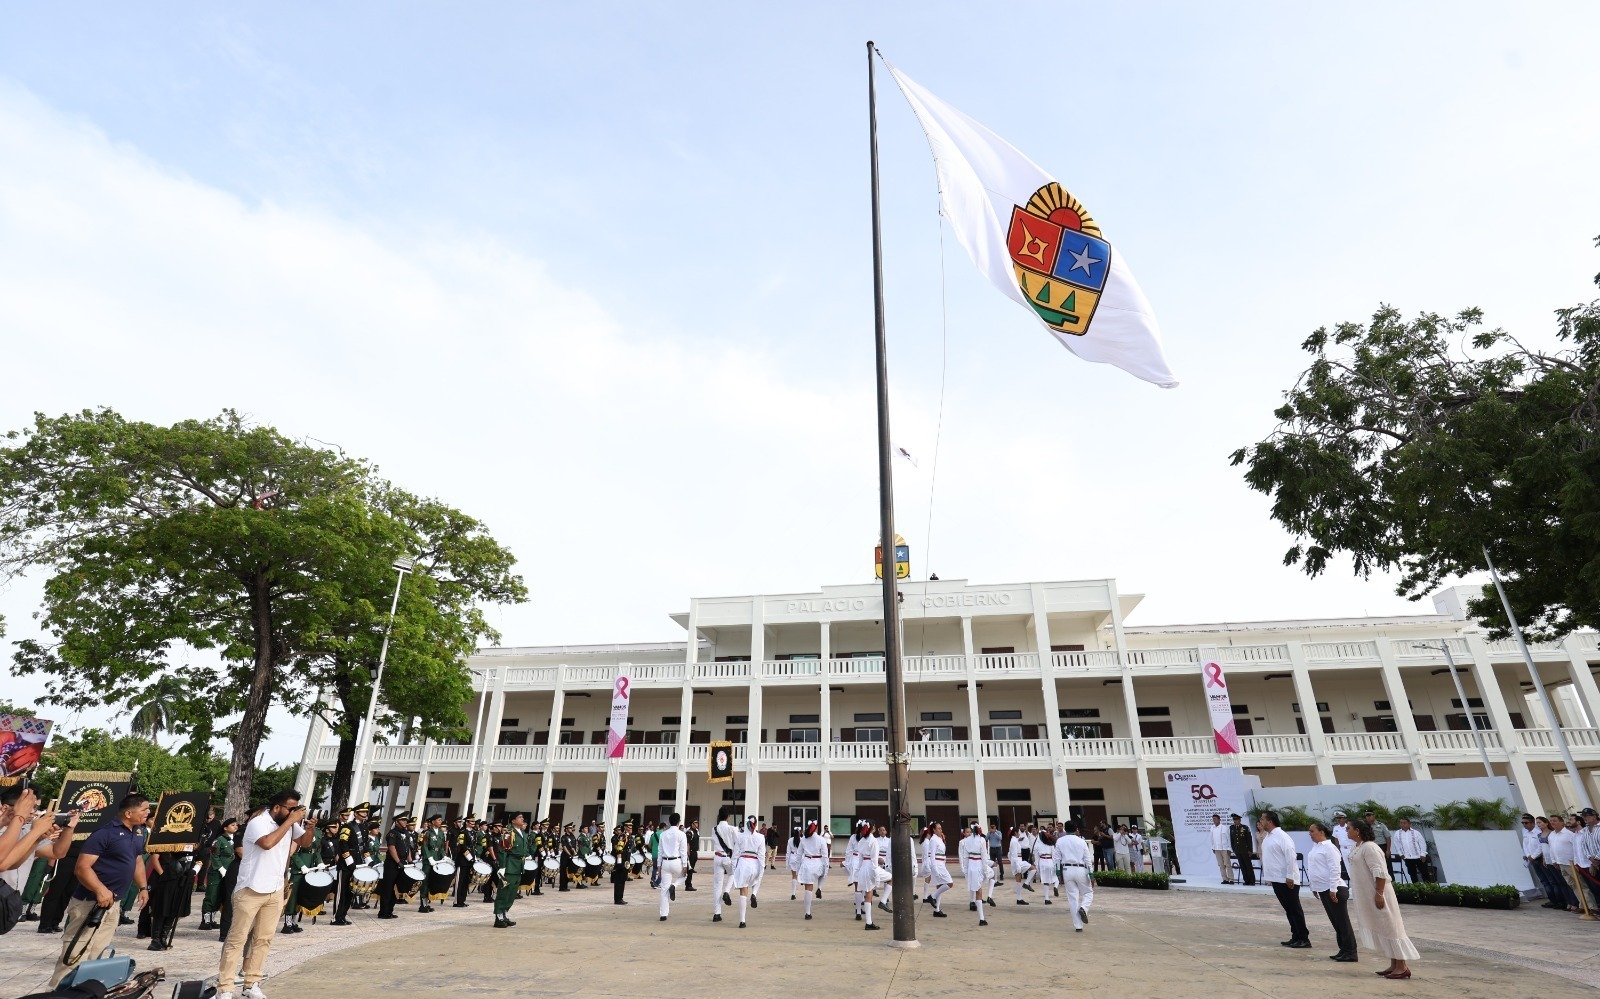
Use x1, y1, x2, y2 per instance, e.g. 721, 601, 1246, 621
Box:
867, 39, 917, 947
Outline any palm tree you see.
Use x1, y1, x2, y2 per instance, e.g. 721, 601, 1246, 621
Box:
121, 677, 192, 747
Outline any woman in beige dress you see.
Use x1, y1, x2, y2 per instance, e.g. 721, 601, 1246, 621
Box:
1346, 819, 1418, 979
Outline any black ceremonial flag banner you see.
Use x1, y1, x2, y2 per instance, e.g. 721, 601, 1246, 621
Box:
147, 791, 210, 853
707, 741, 734, 783
59, 770, 133, 843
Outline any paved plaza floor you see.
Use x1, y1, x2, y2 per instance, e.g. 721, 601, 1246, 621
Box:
6, 881, 1598, 997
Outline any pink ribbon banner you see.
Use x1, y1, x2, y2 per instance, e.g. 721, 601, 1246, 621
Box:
606, 673, 632, 758
1200, 649, 1241, 755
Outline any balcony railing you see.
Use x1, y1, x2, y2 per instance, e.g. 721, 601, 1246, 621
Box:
1237, 734, 1313, 757
1390, 638, 1470, 662
1518, 727, 1600, 751
632, 663, 686, 683
829, 741, 886, 763
1304, 641, 1380, 662
550, 744, 608, 763
491, 745, 548, 766
908, 740, 974, 762
503, 667, 559, 686
905, 655, 967, 676
1051, 650, 1120, 669
978, 738, 1050, 762
757, 742, 823, 763
761, 659, 823, 680
1482, 638, 1568, 659
827, 657, 885, 678
974, 652, 1040, 673
693, 660, 751, 681
1222, 644, 1291, 664
1419, 730, 1503, 753
1141, 736, 1217, 759
623, 743, 681, 763
1326, 732, 1407, 754
1060, 737, 1136, 760
1124, 648, 1198, 666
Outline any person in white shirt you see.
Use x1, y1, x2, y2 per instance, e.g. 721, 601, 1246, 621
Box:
217, 790, 313, 999
795, 821, 828, 920
1259, 811, 1310, 948
1306, 823, 1356, 962
1034, 832, 1058, 904
1113, 825, 1132, 871
655, 813, 688, 922
843, 822, 864, 918
1518, 813, 1542, 888
1049, 821, 1090, 932
729, 815, 764, 928
785, 825, 803, 900
873, 826, 895, 913
855, 824, 884, 932
1547, 813, 1580, 913
924, 822, 954, 917
957, 823, 991, 926
709, 807, 737, 923
1208, 814, 1233, 883
1330, 813, 1353, 864
1008, 827, 1035, 903
1389, 818, 1427, 884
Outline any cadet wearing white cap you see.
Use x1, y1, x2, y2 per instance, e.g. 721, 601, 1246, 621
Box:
655, 813, 687, 921
729, 814, 764, 928
710, 806, 737, 923
1057, 820, 1094, 931
958, 823, 991, 926
855, 825, 884, 931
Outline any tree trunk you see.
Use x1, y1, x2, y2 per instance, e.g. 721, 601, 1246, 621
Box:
223, 580, 277, 818
330, 733, 358, 812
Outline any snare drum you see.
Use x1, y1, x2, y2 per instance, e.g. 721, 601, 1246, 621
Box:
542, 857, 560, 872
470, 859, 493, 889
585, 853, 603, 869
351, 864, 380, 899
304, 868, 336, 888
629, 851, 645, 865
430, 857, 457, 877
403, 863, 425, 881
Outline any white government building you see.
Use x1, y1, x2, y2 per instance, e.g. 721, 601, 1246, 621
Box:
295, 577, 1600, 833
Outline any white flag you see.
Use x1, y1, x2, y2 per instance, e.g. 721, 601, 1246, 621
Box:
885, 59, 1178, 388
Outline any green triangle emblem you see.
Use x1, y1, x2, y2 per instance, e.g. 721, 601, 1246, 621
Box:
1035, 282, 1051, 305
1061, 289, 1076, 311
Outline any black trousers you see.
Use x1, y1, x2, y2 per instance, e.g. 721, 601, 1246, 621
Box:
612, 868, 627, 904
335, 869, 357, 920
1402, 857, 1425, 884
1233, 849, 1256, 885
1316, 887, 1356, 955
1272, 881, 1310, 942
378, 859, 400, 916
685, 856, 696, 889
559, 857, 572, 891
453, 856, 472, 904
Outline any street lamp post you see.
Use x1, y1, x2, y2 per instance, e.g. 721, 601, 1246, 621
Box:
1414, 641, 1495, 778
459, 667, 494, 818
348, 556, 416, 809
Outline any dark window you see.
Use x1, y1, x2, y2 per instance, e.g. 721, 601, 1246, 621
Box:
1139, 720, 1174, 738
714, 656, 751, 662
988, 725, 1025, 740
1374, 700, 1392, 711
789, 714, 820, 724
788, 728, 821, 743
726, 728, 748, 742
854, 727, 886, 741
1051, 644, 1086, 652
1059, 708, 1101, 719
558, 730, 583, 745
787, 790, 820, 802
1231, 705, 1249, 714
1136, 707, 1170, 717
500, 718, 520, 727
1363, 716, 1398, 733
981, 646, 1016, 654
995, 789, 1030, 802
560, 718, 575, 727
989, 710, 1023, 720
854, 712, 885, 723
1294, 717, 1336, 734
856, 788, 889, 801
658, 790, 676, 801
426, 787, 452, 799
721, 789, 746, 801
1062, 722, 1113, 739
1449, 698, 1485, 709
1234, 718, 1255, 736
597, 789, 627, 801
1150, 788, 1168, 801
726, 715, 749, 724
920, 711, 953, 722
1291, 703, 1331, 714
662, 716, 681, 725
489, 788, 507, 800
498, 730, 528, 745
1413, 715, 1438, 732
1447, 713, 1494, 731
1066, 788, 1104, 802
924, 789, 959, 802
550, 789, 566, 800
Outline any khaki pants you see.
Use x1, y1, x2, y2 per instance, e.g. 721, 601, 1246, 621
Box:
218, 887, 286, 990
1214, 849, 1234, 880
51, 897, 121, 987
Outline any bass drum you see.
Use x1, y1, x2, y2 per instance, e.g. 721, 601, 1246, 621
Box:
470, 859, 493, 889
350, 865, 380, 900
430, 857, 457, 877
542, 857, 560, 872
297, 868, 337, 917
425, 859, 456, 902
629, 851, 645, 866
585, 853, 603, 869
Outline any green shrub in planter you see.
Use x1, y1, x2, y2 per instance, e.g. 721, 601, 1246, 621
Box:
1090, 870, 1169, 890
1393, 882, 1519, 909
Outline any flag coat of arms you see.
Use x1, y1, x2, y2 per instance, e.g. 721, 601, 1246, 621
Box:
885, 59, 1178, 388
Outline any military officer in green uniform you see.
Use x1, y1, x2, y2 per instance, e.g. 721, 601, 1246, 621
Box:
21, 854, 52, 922
201, 816, 238, 930
494, 813, 531, 928
418, 814, 448, 911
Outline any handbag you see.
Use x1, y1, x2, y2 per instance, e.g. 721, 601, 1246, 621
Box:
0, 878, 21, 934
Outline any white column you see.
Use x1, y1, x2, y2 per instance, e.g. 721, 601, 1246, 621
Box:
1465, 636, 1543, 815
1562, 635, 1600, 729
471, 669, 508, 818
1029, 585, 1072, 819
1375, 641, 1430, 780
602, 764, 622, 830
1284, 643, 1337, 784
293, 691, 332, 805
1105, 580, 1154, 825
674, 604, 701, 818
411, 742, 433, 819
537, 678, 565, 821
818, 622, 834, 832
961, 615, 987, 822
745, 601, 765, 822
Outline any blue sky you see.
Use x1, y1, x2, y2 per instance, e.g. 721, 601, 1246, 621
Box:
3, 3, 1599, 762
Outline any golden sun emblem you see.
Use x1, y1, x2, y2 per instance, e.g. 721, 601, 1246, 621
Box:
161, 801, 197, 835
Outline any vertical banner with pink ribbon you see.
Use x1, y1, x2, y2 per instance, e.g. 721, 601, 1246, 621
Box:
1199, 645, 1241, 755
606, 670, 633, 759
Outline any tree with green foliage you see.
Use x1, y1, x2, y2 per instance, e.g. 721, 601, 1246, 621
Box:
1230, 244, 1600, 636
0, 409, 524, 818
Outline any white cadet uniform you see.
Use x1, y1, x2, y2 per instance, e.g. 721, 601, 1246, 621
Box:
1035, 838, 1058, 889
732, 825, 764, 890
844, 834, 864, 887
656, 825, 687, 918
1057, 833, 1094, 929
1008, 833, 1033, 878
798, 833, 828, 885
711, 820, 738, 916
927, 834, 953, 887
959, 831, 989, 894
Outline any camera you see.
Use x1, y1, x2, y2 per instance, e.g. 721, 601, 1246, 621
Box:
54, 806, 80, 827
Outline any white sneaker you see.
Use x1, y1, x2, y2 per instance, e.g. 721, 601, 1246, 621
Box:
216, 994, 235, 999
242, 985, 268, 999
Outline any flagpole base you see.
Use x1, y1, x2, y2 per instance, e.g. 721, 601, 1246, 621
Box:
887, 938, 921, 949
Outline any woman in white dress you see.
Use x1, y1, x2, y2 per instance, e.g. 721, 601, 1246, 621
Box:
1346, 819, 1418, 979
786, 825, 803, 900
795, 821, 828, 920
925, 821, 954, 917
958, 823, 991, 926
1034, 831, 1058, 904
730, 815, 765, 928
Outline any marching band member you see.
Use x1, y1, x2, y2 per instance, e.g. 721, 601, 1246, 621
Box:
493, 813, 530, 929
1035, 830, 1058, 905
856, 823, 884, 931
730, 814, 764, 928
959, 822, 990, 925
1009, 825, 1035, 904
656, 813, 688, 921
796, 820, 827, 920
331, 802, 371, 925
710, 806, 737, 922
419, 814, 449, 911
925, 821, 953, 917
1058, 820, 1094, 932
558, 822, 580, 891
610, 820, 631, 905
201, 816, 237, 930
787, 825, 802, 900
280, 815, 322, 934
377, 812, 413, 920
450, 816, 475, 907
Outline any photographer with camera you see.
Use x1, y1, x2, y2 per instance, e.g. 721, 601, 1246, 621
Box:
1, 789, 77, 930
48, 793, 150, 987
216, 789, 313, 999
